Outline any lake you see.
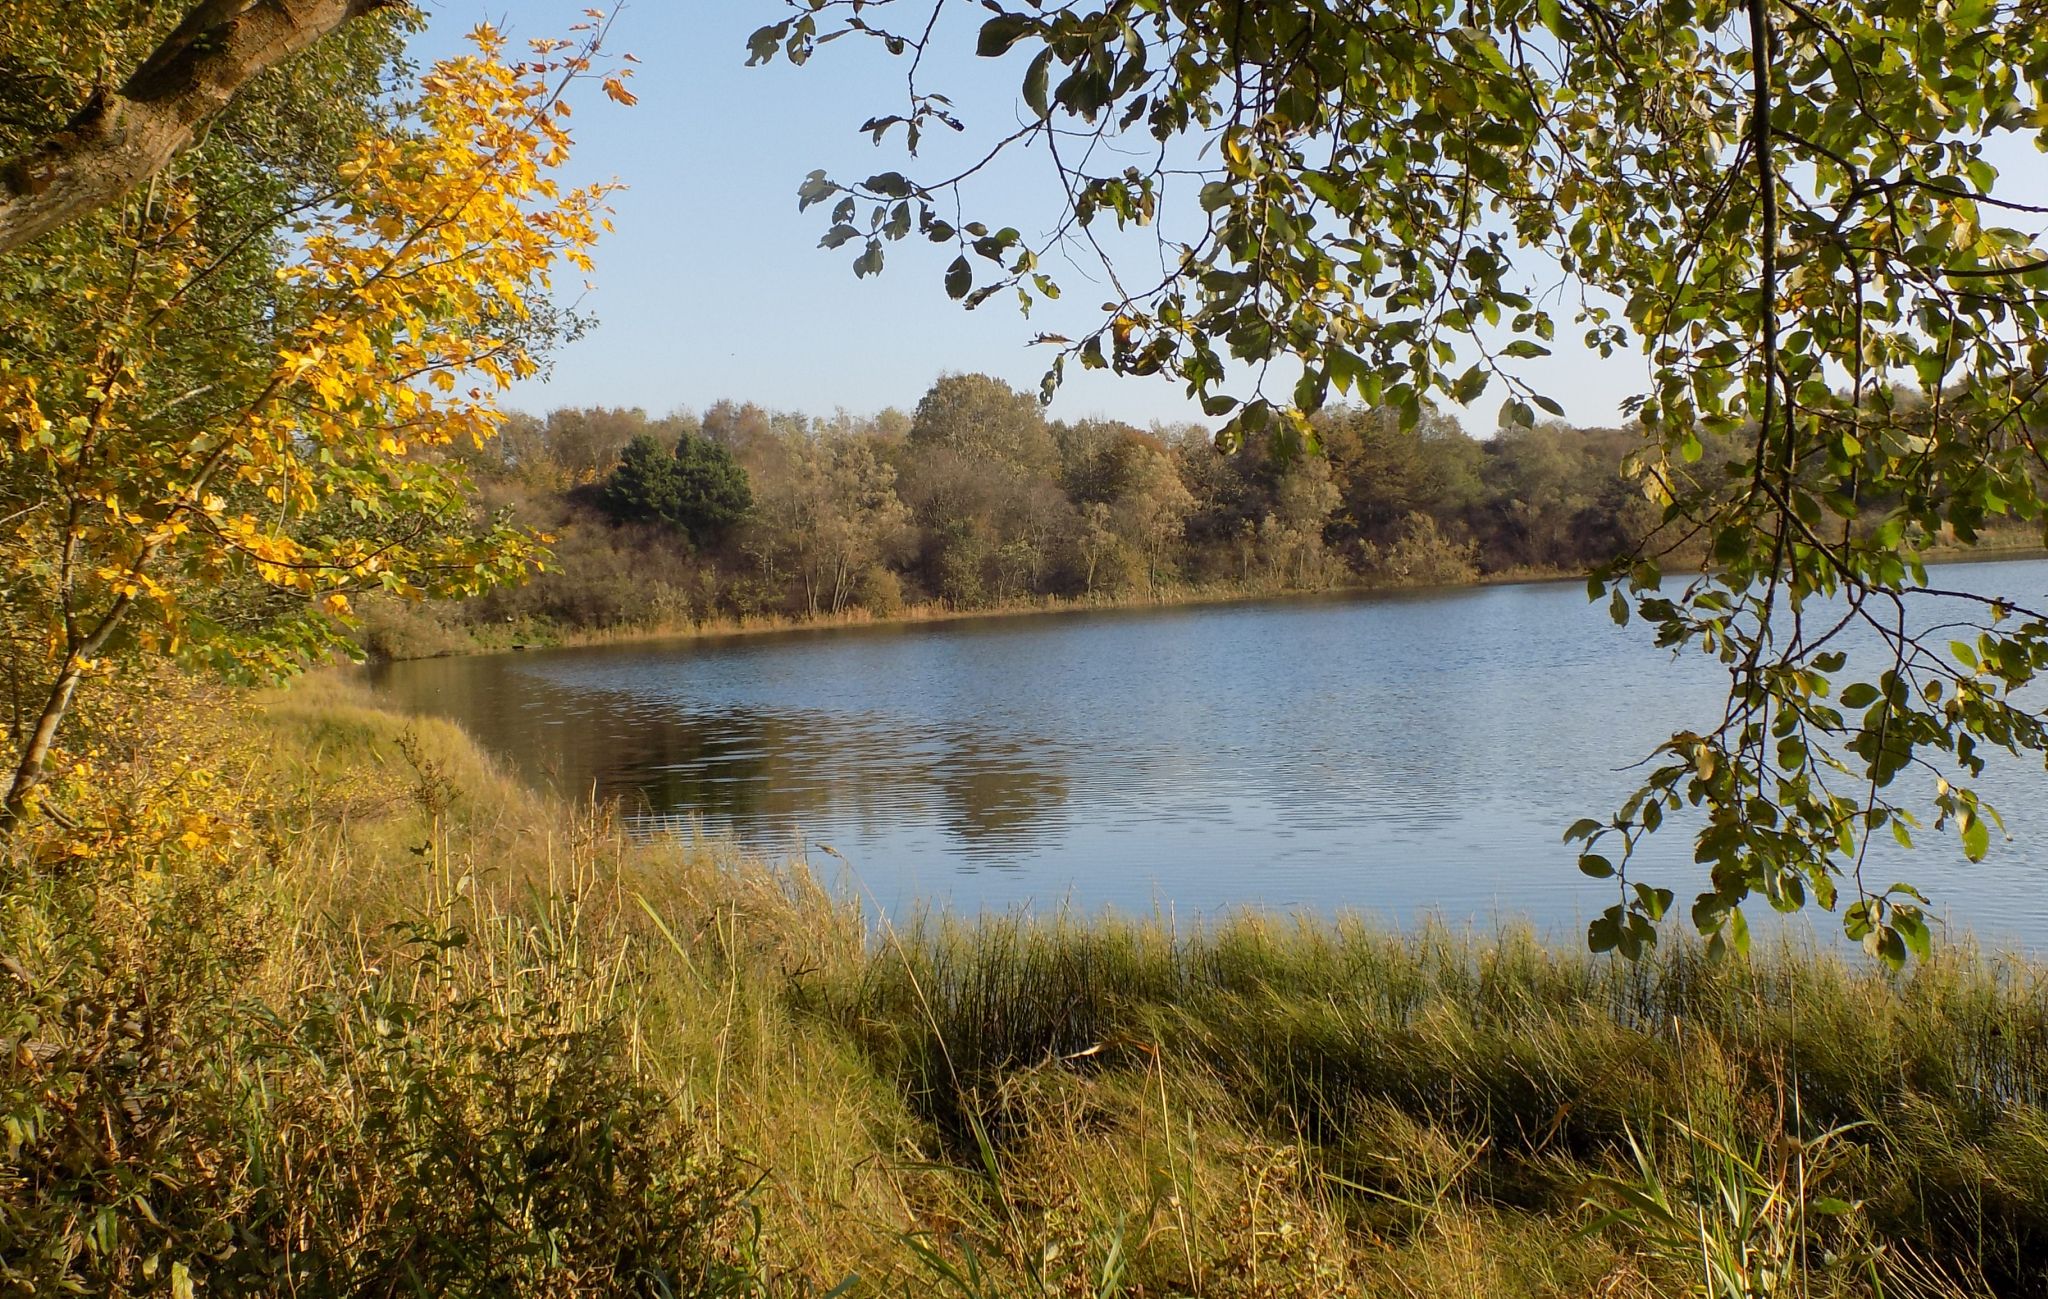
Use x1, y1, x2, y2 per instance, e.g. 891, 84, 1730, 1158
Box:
365, 559, 2048, 947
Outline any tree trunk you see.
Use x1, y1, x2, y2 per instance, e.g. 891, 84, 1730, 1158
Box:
830, 553, 852, 615
1, 665, 83, 830
0, 0, 399, 255
1, 588, 137, 833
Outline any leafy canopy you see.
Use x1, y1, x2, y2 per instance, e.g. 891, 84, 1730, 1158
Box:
753, 0, 2048, 963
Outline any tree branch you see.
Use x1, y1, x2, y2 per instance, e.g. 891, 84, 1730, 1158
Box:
0, 0, 403, 255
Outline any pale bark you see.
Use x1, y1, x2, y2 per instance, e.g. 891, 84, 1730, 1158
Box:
1, 589, 137, 832
0, 0, 400, 255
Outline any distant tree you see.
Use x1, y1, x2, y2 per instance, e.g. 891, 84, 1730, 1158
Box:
1263, 457, 1343, 588
700, 400, 786, 464
545, 407, 657, 480
1318, 407, 1478, 549
931, 521, 991, 607
1107, 441, 1195, 593
1052, 418, 1141, 499
674, 431, 755, 540
871, 407, 914, 444
599, 437, 687, 527
909, 374, 1057, 476
599, 433, 752, 544
1073, 502, 1118, 596
754, 437, 912, 615
1064, 425, 1167, 505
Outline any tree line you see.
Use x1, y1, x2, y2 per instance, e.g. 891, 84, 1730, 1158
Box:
393, 372, 1661, 644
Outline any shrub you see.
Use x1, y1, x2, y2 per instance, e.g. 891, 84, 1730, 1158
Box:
856, 565, 906, 616
0, 692, 760, 1297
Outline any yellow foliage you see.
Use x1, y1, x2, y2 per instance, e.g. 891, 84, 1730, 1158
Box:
0, 24, 626, 825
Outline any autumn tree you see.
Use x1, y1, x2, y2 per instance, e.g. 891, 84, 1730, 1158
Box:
537, 406, 656, 481
1263, 456, 1343, 589
909, 372, 1058, 478
1107, 439, 1196, 594
760, 437, 911, 616
1318, 408, 1484, 551
0, 22, 630, 828
1073, 502, 1118, 597
756, 0, 2048, 962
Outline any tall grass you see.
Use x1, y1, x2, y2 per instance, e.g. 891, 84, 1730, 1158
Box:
813, 910, 2048, 1292
6, 674, 2045, 1295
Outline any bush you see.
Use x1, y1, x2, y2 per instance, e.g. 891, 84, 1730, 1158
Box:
0, 693, 760, 1297
1373, 511, 1479, 586
856, 565, 905, 616
359, 594, 475, 659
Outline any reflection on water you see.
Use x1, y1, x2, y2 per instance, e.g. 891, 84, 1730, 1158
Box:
366, 560, 2048, 946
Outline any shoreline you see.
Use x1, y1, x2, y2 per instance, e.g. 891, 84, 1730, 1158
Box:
365, 538, 2048, 664
365, 566, 1587, 663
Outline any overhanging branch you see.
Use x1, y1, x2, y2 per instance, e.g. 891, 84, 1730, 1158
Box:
0, 0, 403, 255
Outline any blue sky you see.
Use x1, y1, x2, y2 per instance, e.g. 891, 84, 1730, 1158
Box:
401, 2, 1897, 432
405, 0, 1663, 430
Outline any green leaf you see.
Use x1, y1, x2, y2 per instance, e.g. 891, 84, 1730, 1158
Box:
1962, 814, 1990, 861
944, 256, 972, 300
1023, 48, 1052, 117
746, 22, 789, 65
976, 14, 1035, 58
1578, 853, 1615, 878
1564, 817, 1602, 842
797, 169, 838, 211
1633, 883, 1673, 921
1588, 907, 1623, 953
1840, 682, 1880, 709
1894, 909, 1931, 961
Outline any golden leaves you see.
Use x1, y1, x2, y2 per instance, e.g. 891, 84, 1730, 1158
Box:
0, 23, 627, 689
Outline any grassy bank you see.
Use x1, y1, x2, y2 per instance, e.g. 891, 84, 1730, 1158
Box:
357, 577, 1454, 661
6, 678, 2048, 1295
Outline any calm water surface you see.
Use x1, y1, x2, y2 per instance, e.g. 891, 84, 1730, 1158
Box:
366, 560, 2048, 947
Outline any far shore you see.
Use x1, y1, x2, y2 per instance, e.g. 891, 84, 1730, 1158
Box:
363, 568, 1565, 662
364, 537, 2048, 664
